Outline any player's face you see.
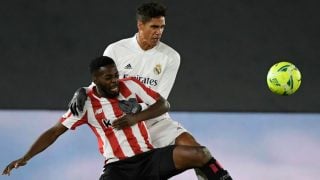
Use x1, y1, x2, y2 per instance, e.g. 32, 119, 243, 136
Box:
93, 65, 119, 98
138, 16, 165, 49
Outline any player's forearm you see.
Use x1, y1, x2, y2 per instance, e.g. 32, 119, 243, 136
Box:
22, 126, 65, 161
134, 96, 170, 122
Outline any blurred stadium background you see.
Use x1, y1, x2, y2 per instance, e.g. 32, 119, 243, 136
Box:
1, 0, 319, 179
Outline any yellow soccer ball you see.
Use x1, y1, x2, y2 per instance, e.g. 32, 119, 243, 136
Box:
267, 61, 302, 95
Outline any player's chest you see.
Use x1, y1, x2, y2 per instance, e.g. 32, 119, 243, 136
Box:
117, 55, 169, 78
89, 96, 134, 128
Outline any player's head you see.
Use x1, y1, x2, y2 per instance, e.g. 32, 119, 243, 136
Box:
136, 2, 166, 49
90, 56, 119, 98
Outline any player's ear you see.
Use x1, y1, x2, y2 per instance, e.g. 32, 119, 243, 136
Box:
137, 21, 143, 30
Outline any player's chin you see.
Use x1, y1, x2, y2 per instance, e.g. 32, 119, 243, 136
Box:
109, 90, 120, 97
150, 39, 159, 45
108, 92, 119, 98
104, 87, 118, 97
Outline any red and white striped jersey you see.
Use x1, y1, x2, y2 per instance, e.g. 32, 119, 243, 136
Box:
60, 77, 159, 164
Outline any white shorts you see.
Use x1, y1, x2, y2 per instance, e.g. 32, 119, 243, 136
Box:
146, 117, 188, 148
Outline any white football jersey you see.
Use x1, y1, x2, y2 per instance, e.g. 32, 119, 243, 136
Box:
103, 34, 180, 127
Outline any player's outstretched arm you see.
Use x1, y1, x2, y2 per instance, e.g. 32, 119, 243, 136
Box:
112, 96, 169, 129
2, 122, 68, 176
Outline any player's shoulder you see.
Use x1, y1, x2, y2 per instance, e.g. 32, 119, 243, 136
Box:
157, 42, 180, 61
106, 37, 133, 50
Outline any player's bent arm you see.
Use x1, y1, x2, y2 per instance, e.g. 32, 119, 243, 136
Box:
112, 96, 170, 129
2, 122, 68, 176
134, 95, 170, 122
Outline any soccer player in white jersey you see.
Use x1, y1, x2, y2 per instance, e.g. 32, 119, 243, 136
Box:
2, 56, 232, 180
68, 2, 232, 179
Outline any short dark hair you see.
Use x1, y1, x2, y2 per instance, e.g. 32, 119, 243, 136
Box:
136, 2, 167, 23
89, 56, 115, 74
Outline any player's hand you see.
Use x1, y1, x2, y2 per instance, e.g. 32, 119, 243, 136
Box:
2, 158, 28, 176
118, 98, 142, 114
112, 114, 138, 130
68, 87, 87, 116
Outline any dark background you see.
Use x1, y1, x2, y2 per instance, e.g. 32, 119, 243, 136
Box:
1, 0, 319, 112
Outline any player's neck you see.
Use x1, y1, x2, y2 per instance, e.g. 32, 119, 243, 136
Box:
93, 87, 103, 98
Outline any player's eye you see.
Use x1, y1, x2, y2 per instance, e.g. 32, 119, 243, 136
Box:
104, 76, 113, 80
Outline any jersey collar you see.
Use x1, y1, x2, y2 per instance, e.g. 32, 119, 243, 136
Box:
132, 33, 159, 54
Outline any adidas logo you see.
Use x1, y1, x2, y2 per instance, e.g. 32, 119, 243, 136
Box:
124, 64, 132, 69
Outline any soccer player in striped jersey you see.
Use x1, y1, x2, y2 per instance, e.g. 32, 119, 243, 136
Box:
2, 56, 231, 180
68, 2, 232, 179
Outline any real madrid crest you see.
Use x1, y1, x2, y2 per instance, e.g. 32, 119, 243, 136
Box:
153, 64, 162, 75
